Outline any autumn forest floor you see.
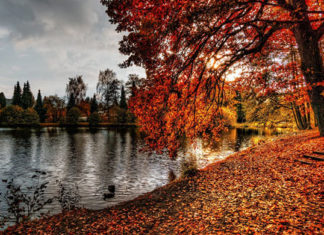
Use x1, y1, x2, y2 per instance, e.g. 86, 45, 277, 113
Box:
4, 130, 324, 234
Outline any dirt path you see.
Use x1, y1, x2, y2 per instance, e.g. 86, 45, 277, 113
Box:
5, 130, 324, 234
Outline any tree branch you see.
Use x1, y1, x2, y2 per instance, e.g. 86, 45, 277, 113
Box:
316, 22, 324, 40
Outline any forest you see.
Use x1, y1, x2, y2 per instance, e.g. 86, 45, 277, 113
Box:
0, 71, 142, 127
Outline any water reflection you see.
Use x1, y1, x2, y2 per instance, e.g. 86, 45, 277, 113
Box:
0, 127, 269, 218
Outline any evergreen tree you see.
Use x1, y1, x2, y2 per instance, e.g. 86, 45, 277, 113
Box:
119, 85, 127, 109
12, 82, 22, 106
90, 94, 98, 113
21, 81, 34, 109
34, 90, 46, 122
0, 92, 6, 109
67, 94, 76, 111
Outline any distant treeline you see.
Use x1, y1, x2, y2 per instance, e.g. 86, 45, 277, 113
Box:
0, 69, 143, 127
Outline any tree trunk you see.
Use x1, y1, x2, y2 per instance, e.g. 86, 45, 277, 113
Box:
293, 23, 324, 136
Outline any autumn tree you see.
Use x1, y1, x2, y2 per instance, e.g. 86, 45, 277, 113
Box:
125, 74, 142, 123
79, 100, 91, 117
0, 92, 6, 109
66, 75, 87, 110
97, 69, 121, 109
44, 95, 65, 123
12, 82, 22, 107
102, 0, 324, 155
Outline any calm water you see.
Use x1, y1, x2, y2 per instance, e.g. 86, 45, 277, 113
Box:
0, 127, 268, 222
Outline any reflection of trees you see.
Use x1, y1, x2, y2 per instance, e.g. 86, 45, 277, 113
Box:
65, 130, 86, 178
119, 128, 127, 145
234, 129, 244, 152
234, 128, 259, 152
94, 129, 118, 188
8, 129, 33, 179
34, 129, 43, 170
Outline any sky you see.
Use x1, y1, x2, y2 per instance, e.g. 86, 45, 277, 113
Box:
0, 0, 145, 99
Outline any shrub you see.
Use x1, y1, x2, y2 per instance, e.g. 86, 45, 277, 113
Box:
0, 105, 24, 126
66, 107, 81, 125
1, 172, 53, 224
89, 112, 101, 126
117, 108, 127, 123
57, 181, 80, 211
22, 108, 40, 126
0, 106, 40, 126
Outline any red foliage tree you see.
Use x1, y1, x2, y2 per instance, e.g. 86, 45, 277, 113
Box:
102, 0, 324, 154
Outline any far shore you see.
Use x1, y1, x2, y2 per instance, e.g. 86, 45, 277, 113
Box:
0, 122, 137, 128
0, 121, 296, 131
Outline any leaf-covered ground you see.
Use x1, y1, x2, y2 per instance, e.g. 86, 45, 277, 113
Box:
4, 130, 324, 234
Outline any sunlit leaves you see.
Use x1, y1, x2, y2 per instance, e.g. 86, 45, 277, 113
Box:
102, 0, 324, 151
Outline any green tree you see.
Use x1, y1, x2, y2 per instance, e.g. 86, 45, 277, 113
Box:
22, 108, 40, 126
89, 112, 101, 126
0, 105, 39, 126
67, 94, 76, 111
119, 85, 127, 109
66, 107, 81, 125
12, 82, 22, 107
34, 90, 46, 122
0, 105, 23, 126
0, 92, 6, 109
21, 81, 34, 109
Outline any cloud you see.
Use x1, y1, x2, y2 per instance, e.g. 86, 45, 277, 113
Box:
0, 0, 145, 97
0, 0, 98, 43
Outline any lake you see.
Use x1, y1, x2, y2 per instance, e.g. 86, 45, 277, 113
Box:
0, 127, 270, 224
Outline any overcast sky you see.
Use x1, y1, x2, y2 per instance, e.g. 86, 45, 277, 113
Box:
0, 0, 145, 98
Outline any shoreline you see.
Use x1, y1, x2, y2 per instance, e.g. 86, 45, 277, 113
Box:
0, 122, 137, 128
4, 129, 323, 233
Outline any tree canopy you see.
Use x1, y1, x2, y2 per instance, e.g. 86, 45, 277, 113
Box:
66, 75, 87, 109
12, 82, 22, 107
97, 69, 121, 108
34, 90, 46, 122
102, 0, 324, 155
21, 81, 34, 109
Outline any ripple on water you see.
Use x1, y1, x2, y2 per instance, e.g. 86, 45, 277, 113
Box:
0, 127, 267, 222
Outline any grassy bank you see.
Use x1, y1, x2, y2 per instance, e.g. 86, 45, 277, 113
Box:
4, 130, 323, 234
